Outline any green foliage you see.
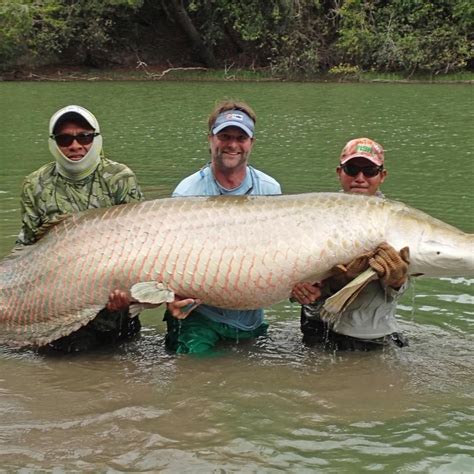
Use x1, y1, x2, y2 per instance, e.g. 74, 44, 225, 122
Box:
179, 0, 339, 78
0, 0, 143, 70
0, 1, 32, 65
263, 1, 330, 77
328, 63, 361, 79
0, 0, 471, 76
336, 0, 472, 75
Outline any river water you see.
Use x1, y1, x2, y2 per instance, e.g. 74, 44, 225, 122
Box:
0, 81, 473, 472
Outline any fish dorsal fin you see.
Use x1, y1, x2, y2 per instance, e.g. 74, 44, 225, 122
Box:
2, 245, 29, 259
34, 214, 71, 241
320, 268, 378, 324
2, 242, 42, 261
131, 281, 175, 305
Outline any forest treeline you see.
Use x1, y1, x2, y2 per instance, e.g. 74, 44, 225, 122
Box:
1, 0, 472, 78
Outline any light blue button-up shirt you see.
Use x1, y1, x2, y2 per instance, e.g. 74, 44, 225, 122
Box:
172, 164, 282, 330
173, 163, 281, 197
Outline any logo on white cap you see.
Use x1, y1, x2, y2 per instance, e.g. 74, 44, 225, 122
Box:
225, 113, 244, 121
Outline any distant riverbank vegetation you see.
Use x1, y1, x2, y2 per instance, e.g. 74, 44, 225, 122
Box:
1, 0, 472, 81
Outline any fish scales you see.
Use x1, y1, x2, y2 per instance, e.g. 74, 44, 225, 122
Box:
0, 192, 473, 347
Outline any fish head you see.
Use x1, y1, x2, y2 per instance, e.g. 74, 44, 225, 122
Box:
390, 206, 474, 278
412, 233, 474, 278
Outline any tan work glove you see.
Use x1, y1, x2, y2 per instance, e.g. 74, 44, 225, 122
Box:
369, 242, 410, 289
328, 249, 375, 291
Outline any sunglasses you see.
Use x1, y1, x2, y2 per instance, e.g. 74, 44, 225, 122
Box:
341, 163, 383, 178
50, 132, 100, 147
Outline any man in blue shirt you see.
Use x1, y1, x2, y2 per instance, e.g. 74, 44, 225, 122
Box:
165, 100, 283, 354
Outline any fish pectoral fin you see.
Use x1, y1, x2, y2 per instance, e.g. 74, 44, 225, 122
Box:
130, 281, 175, 305
128, 302, 161, 318
129, 304, 144, 318
321, 268, 378, 323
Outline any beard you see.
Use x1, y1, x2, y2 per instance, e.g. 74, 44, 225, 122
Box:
213, 148, 250, 172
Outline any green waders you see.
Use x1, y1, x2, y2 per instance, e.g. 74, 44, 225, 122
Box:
164, 310, 269, 354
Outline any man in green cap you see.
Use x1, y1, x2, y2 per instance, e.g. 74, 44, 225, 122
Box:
291, 138, 410, 351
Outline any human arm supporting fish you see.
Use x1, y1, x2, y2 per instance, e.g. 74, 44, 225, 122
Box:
369, 243, 410, 290
106, 289, 200, 320
290, 243, 410, 305
295, 242, 412, 349
166, 297, 202, 320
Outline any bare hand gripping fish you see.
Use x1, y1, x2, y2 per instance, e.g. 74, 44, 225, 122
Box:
1, 192, 473, 347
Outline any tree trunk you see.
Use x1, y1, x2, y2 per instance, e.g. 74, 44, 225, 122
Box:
167, 0, 218, 68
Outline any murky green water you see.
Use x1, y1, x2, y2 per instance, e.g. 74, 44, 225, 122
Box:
0, 81, 473, 472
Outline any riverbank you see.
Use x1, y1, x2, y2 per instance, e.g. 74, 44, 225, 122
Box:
1, 65, 473, 83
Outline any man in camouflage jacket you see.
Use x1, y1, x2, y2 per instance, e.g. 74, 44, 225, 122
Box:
17, 105, 144, 352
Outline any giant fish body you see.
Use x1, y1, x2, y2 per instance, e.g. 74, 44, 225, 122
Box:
0, 192, 473, 347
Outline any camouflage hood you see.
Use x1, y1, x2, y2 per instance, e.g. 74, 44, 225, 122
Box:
48, 105, 103, 181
